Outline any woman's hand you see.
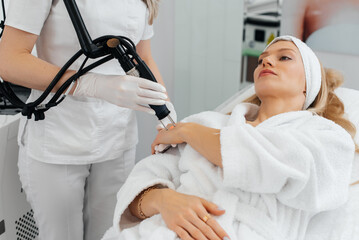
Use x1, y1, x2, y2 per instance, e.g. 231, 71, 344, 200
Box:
151, 122, 188, 154
157, 188, 229, 240
151, 122, 223, 168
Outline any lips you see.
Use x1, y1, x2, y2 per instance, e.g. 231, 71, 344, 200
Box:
259, 69, 276, 77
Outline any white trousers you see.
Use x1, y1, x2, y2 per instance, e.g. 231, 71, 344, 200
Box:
18, 146, 135, 240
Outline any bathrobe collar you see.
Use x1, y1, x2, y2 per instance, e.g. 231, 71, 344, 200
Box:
228, 103, 314, 128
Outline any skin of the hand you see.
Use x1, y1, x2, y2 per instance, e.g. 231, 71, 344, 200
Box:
152, 188, 230, 240
151, 122, 187, 154
150, 122, 223, 168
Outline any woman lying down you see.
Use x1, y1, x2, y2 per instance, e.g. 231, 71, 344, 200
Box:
102, 36, 358, 240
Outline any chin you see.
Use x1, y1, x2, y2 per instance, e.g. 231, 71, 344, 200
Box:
254, 81, 278, 96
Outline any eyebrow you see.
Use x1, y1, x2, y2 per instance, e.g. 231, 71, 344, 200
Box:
259, 48, 296, 58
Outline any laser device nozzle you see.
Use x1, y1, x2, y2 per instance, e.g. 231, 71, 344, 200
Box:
160, 114, 176, 130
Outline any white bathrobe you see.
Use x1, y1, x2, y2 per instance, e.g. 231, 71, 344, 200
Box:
102, 103, 355, 240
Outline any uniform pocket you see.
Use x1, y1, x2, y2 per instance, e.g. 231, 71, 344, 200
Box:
42, 98, 100, 160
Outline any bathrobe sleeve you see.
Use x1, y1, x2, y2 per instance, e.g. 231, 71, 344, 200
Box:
220, 114, 355, 212
112, 147, 182, 233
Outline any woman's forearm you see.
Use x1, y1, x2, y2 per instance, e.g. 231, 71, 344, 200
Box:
152, 122, 223, 167
180, 123, 223, 168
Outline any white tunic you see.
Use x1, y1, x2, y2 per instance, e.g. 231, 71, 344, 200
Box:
5, 0, 154, 164
102, 103, 355, 240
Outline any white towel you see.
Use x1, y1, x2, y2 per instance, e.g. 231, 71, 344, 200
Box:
102, 103, 354, 240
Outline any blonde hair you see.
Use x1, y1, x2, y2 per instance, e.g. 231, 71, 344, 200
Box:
244, 66, 359, 153
142, 0, 160, 25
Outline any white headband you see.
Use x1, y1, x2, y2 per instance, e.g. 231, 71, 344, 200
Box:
264, 35, 322, 109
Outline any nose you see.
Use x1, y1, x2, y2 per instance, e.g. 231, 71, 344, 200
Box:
262, 57, 273, 67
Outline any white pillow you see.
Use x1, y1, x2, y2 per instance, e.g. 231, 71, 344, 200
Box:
335, 87, 359, 144
215, 84, 255, 114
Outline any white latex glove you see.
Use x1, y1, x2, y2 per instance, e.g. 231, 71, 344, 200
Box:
73, 73, 168, 115
155, 101, 178, 154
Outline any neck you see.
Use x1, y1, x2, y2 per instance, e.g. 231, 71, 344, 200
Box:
249, 97, 304, 126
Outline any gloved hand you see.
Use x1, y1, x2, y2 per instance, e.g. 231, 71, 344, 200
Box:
155, 101, 178, 154
73, 73, 168, 115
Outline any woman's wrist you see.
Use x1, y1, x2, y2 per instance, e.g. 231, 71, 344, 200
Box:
143, 188, 166, 213
138, 186, 168, 219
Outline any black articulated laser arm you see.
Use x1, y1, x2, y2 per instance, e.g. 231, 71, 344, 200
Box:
0, 0, 175, 126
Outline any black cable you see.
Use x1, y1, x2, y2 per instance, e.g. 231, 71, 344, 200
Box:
0, 2, 114, 118
0, 36, 115, 118
1, 0, 5, 20
0, 49, 84, 119
22, 49, 85, 119
26, 49, 83, 108
47, 35, 119, 105
0, 0, 144, 118
49, 55, 89, 106
0, 12, 140, 119
0, 0, 5, 38
0, 82, 25, 107
28, 34, 117, 109
117, 35, 136, 51
49, 54, 114, 104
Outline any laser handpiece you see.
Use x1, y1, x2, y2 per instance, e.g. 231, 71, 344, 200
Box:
106, 38, 176, 128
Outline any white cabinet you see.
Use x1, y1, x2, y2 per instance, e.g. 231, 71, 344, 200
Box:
0, 115, 38, 240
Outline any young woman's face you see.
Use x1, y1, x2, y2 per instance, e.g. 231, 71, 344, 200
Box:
253, 41, 306, 106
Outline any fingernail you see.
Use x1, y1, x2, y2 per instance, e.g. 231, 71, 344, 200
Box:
159, 85, 167, 92
223, 237, 230, 240
217, 206, 225, 211
160, 93, 168, 99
